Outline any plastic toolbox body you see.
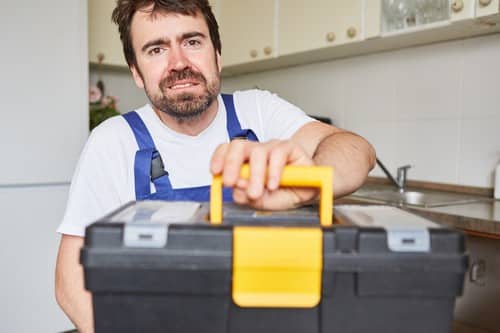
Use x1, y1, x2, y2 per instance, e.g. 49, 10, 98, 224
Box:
81, 201, 467, 333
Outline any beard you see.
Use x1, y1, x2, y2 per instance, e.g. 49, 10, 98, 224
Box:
145, 68, 220, 122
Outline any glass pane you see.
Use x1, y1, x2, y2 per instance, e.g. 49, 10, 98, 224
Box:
382, 0, 451, 33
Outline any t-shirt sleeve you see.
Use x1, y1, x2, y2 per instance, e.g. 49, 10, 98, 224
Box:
234, 89, 315, 141
56, 118, 132, 236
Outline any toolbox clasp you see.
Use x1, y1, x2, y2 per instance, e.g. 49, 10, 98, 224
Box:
123, 224, 168, 248
232, 226, 323, 308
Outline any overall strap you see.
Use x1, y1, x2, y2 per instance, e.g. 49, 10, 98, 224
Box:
122, 111, 155, 149
222, 94, 259, 141
123, 111, 172, 199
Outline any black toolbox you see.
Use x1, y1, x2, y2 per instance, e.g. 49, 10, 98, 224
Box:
82, 200, 467, 333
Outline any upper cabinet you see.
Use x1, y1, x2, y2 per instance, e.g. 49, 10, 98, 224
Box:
450, 0, 476, 22
279, 0, 363, 56
220, 0, 500, 75
218, 0, 276, 67
476, 0, 500, 16
87, 0, 500, 73
88, 0, 126, 67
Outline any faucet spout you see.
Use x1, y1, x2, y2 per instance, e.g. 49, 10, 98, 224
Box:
376, 158, 412, 192
396, 165, 412, 192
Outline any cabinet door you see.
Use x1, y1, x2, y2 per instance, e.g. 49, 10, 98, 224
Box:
218, 0, 276, 67
88, 0, 126, 67
1, 0, 88, 185
279, 0, 363, 56
476, 0, 500, 17
365, 0, 382, 39
450, 0, 476, 21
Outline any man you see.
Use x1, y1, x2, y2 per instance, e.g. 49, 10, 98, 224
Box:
55, 0, 375, 331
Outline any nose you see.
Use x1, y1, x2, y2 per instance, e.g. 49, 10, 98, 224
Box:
167, 44, 190, 72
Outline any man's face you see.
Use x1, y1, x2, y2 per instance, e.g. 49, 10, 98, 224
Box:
129, 8, 221, 120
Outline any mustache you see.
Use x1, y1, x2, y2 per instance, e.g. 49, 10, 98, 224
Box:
160, 68, 207, 89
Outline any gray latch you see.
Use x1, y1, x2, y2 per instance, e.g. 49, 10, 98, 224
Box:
335, 205, 435, 253
386, 228, 430, 252
123, 224, 168, 248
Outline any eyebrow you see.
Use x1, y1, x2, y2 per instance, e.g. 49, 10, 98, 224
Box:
141, 31, 207, 53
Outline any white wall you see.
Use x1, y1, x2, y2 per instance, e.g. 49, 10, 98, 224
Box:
0, 186, 73, 332
0, 0, 88, 331
222, 33, 500, 189
0, 1, 89, 185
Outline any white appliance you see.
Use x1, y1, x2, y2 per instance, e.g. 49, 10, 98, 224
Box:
0, 1, 88, 332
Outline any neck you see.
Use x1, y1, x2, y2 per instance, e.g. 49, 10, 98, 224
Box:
153, 97, 219, 136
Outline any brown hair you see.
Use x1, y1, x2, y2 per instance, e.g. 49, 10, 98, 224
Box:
112, 0, 221, 68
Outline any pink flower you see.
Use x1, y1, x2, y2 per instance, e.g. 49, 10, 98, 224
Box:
101, 96, 115, 106
89, 85, 102, 103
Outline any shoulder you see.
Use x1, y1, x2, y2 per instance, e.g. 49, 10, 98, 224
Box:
231, 89, 306, 114
89, 105, 155, 144
232, 89, 276, 107
91, 113, 129, 137
85, 109, 142, 158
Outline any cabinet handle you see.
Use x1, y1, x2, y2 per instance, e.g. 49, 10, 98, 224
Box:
347, 27, 357, 39
263, 46, 272, 56
451, 0, 464, 12
97, 53, 105, 63
250, 49, 258, 58
326, 32, 336, 43
479, 0, 492, 6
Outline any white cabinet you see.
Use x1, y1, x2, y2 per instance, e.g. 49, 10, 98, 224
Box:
0, 186, 73, 332
1, 0, 88, 185
450, 0, 476, 21
278, 0, 363, 56
218, 0, 276, 67
476, 0, 500, 17
88, 0, 126, 67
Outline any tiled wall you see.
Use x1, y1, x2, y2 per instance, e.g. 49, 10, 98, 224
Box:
222, 33, 500, 188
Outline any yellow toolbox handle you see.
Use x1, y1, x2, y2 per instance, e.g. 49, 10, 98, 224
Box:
210, 164, 333, 226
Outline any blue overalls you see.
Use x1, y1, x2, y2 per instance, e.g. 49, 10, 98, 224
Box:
122, 94, 259, 202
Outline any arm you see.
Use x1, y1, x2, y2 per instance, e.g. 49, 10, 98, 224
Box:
55, 235, 94, 333
292, 121, 376, 197
210, 120, 375, 209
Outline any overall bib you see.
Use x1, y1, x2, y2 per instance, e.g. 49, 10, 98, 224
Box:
123, 94, 259, 202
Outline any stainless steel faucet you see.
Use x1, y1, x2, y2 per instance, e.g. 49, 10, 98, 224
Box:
396, 165, 412, 192
376, 158, 412, 192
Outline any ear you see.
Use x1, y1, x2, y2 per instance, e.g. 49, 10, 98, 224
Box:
130, 65, 145, 89
216, 51, 222, 74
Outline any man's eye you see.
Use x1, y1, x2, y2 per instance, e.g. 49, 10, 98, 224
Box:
148, 47, 164, 55
185, 39, 201, 48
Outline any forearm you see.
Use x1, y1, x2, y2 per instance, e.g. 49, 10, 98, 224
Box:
313, 131, 376, 197
55, 235, 94, 333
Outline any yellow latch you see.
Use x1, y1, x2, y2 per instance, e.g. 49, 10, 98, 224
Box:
233, 226, 323, 308
210, 164, 334, 226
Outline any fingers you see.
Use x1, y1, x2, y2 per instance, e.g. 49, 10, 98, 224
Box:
247, 140, 280, 198
210, 139, 313, 203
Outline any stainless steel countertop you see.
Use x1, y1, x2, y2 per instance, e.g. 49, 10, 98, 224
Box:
343, 184, 500, 237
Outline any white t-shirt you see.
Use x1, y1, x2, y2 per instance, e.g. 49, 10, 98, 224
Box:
57, 89, 314, 236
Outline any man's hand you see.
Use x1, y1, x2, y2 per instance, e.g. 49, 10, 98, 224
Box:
210, 139, 318, 210
210, 121, 376, 208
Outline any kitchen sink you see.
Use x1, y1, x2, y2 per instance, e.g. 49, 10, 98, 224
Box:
351, 188, 485, 208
